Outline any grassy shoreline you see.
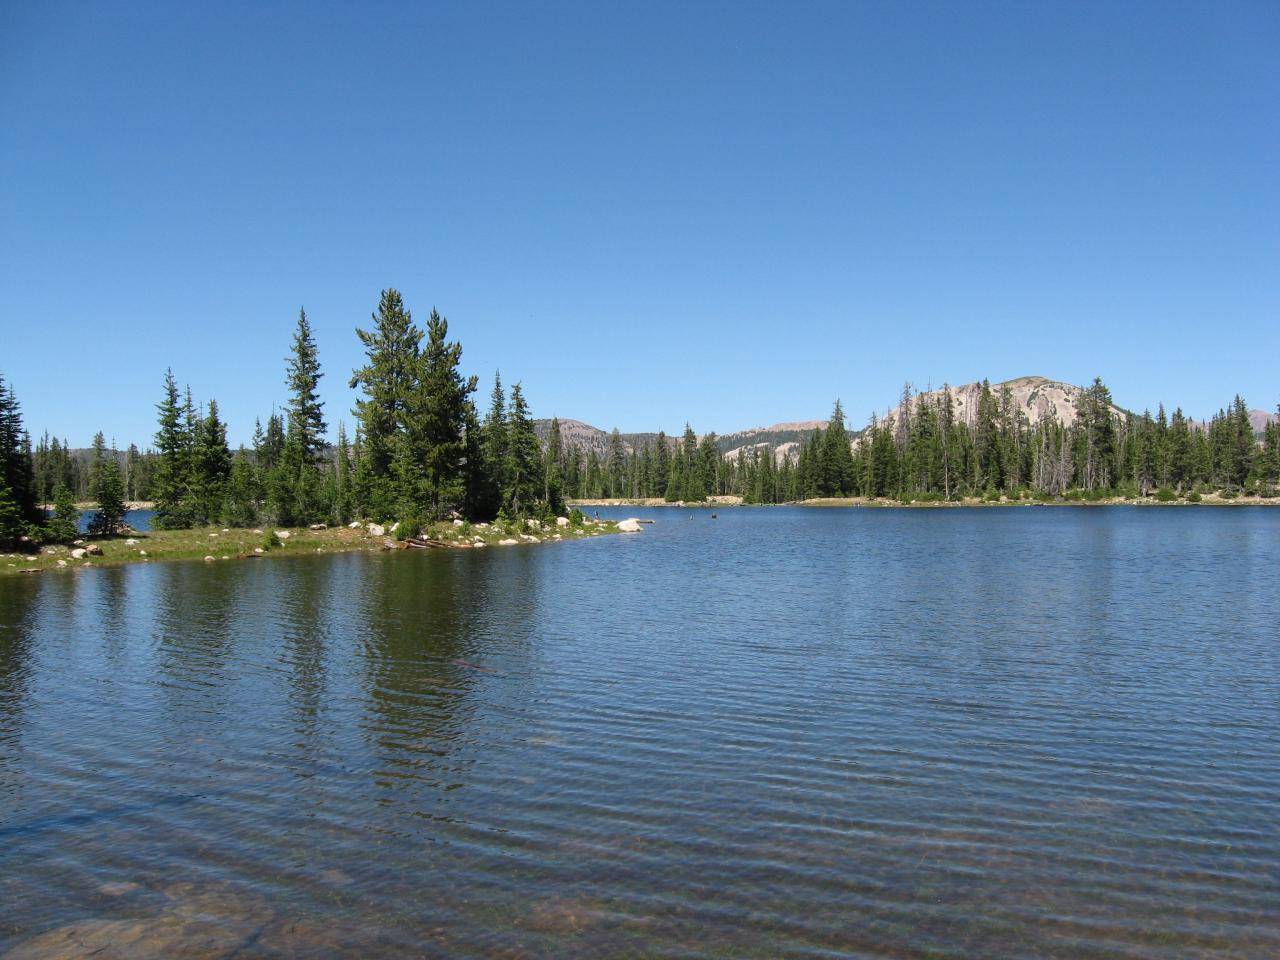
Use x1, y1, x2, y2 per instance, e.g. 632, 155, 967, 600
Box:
2, 518, 624, 578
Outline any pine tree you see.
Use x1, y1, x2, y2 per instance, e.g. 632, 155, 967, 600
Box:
506, 382, 542, 516
818, 399, 855, 495
396, 308, 477, 519
275, 309, 329, 524
1075, 377, 1117, 491
151, 369, 192, 528
287, 308, 327, 463
350, 289, 421, 519
1228, 395, 1255, 492
480, 372, 509, 515
653, 430, 671, 496
607, 428, 627, 498
332, 422, 353, 523
88, 433, 127, 536
222, 448, 258, 527
192, 398, 231, 523
544, 417, 566, 515
0, 372, 37, 534
47, 483, 80, 543
462, 400, 493, 520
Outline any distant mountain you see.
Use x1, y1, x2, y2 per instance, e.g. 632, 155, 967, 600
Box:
867, 376, 1132, 434
533, 418, 824, 460
532, 419, 668, 459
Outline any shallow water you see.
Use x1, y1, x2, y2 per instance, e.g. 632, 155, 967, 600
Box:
2, 506, 1278, 958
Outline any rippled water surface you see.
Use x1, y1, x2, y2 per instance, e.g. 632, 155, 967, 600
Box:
2, 507, 1278, 958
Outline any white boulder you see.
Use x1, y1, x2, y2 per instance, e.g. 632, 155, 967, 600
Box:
71, 548, 86, 559
367, 523, 385, 537
275, 530, 291, 540
555, 516, 570, 527
618, 518, 643, 533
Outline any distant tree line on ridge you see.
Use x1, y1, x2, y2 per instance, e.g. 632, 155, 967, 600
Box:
552, 379, 1280, 505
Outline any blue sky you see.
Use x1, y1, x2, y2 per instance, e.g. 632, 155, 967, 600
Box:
2, 1, 1276, 447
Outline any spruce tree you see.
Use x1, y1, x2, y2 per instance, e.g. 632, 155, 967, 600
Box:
480, 372, 509, 514
819, 399, 854, 495
151, 369, 192, 528
607, 428, 627, 498
397, 308, 476, 518
351, 289, 421, 519
0, 373, 37, 531
505, 382, 542, 516
277, 309, 328, 524
222, 448, 258, 527
88, 433, 127, 536
287, 308, 327, 463
192, 398, 231, 523
653, 430, 671, 496
544, 417, 566, 515
47, 483, 80, 543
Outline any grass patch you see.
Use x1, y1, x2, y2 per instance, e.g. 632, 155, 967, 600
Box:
2, 517, 623, 577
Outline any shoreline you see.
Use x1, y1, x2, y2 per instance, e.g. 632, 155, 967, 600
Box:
571, 494, 1279, 509
2, 518, 625, 578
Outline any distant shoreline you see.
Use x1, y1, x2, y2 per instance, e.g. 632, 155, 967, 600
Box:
38, 500, 155, 512
571, 494, 1280, 509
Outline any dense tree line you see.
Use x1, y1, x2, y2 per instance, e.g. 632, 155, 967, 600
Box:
1, 290, 566, 548
3, 356, 1279, 550
551, 378, 1280, 505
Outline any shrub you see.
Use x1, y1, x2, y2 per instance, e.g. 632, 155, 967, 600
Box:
569, 508, 586, 527
398, 512, 425, 539
1154, 487, 1176, 502
1187, 491, 1202, 503
264, 531, 282, 550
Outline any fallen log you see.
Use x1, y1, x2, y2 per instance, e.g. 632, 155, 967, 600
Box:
404, 537, 449, 549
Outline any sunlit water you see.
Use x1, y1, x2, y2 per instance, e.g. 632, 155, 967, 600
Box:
2, 507, 1278, 958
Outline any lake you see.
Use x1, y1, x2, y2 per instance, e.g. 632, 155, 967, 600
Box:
2, 506, 1278, 958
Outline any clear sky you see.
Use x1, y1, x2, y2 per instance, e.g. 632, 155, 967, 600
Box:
2, 1, 1276, 448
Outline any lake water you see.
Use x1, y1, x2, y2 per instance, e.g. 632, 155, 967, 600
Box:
2, 507, 1278, 958
77, 509, 154, 533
